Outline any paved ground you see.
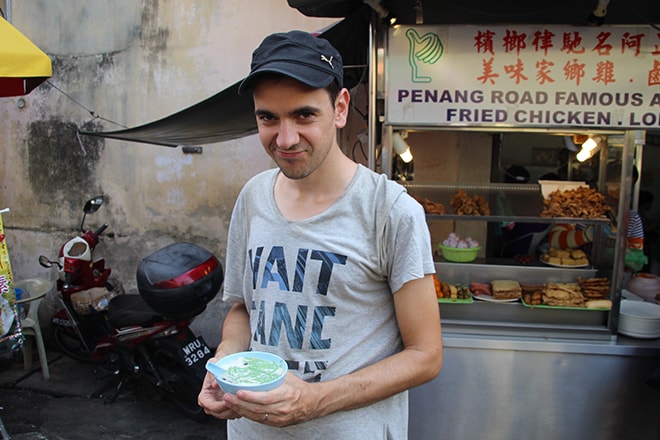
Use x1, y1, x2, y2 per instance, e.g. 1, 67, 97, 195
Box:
0, 348, 228, 439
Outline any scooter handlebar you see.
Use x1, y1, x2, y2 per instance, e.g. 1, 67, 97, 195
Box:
94, 224, 109, 236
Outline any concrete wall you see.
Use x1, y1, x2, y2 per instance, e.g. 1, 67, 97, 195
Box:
0, 0, 336, 347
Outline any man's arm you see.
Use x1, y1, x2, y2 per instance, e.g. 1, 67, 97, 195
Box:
214, 302, 252, 358
313, 274, 443, 415
222, 274, 443, 426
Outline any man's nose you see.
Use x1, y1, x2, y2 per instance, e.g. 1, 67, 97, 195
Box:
276, 121, 300, 148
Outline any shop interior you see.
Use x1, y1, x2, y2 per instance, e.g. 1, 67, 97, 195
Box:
389, 129, 660, 276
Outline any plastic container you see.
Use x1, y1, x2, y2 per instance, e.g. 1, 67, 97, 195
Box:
15, 287, 23, 318
626, 273, 660, 303
136, 242, 223, 319
438, 244, 481, 263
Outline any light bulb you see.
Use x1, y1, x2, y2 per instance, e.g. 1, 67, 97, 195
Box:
399, 148, 413, 163
582, 136, 601, 151
576, 148, 592, 162
393, 132, 414, 163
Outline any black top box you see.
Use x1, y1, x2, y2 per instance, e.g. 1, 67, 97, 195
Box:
136, 242, 223, 320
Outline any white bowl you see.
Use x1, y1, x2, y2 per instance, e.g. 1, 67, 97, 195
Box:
618, 300, 660, 339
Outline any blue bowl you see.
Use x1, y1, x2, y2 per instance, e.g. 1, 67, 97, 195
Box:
206, 351, 287, 394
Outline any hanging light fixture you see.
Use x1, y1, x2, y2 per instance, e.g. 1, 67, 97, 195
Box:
392, 131, 414, 163
576, 135, 603, 162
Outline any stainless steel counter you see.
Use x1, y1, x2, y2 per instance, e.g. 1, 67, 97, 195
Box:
443, 332, 660, 357
409, 332, 660, 439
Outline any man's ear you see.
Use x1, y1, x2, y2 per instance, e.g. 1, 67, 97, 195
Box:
334, 88, 351, 129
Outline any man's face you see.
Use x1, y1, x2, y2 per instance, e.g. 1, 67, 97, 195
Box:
252, 77, 347, 180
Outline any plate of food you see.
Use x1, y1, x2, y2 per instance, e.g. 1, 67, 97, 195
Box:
521, 296, 612, 310
540, 248, 590, 268
472, 293, 519, 303
438, 296, 474, 304
540, 259, 590, 268
520, 283, 612, 310
469, 280, 522, 303
435, 279, 473, 304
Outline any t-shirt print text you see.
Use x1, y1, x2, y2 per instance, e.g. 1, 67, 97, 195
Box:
249, 245, 348, 381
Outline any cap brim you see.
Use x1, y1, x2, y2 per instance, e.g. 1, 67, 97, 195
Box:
238, 62, 338, 95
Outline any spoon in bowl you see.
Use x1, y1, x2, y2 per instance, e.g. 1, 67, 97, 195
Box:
206, 360, 228, 379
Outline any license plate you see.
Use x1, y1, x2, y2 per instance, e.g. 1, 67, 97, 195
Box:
180, 336, 212, 367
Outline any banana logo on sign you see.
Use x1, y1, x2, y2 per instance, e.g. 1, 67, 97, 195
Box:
405, 28, 444, 83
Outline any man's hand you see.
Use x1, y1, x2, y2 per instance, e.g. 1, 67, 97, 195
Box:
198, 366, 242, 420
221, 373, 319, 427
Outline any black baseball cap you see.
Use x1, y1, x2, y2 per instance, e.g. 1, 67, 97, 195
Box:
238, 30, 343, 94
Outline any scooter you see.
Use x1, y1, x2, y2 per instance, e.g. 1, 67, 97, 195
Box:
39, 196, 223, 421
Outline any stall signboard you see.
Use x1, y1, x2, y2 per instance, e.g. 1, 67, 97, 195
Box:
387, 24, 660, 129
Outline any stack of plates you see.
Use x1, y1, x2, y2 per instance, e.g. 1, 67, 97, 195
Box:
618, 300, 660, 339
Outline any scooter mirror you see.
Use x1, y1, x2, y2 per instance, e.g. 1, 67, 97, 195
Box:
83, 196, 104, 214
80, 196, 104, 232
38, 255, 55, 268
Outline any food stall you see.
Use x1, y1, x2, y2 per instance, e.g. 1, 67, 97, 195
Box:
372, 21, 660, 438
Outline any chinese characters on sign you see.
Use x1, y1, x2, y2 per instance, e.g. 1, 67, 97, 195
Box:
387, 25, 660, 128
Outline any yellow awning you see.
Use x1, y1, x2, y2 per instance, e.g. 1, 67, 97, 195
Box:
0, 17, 52, 97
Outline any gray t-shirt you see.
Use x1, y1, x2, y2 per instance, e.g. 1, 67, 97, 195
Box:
223, 164, 435, 440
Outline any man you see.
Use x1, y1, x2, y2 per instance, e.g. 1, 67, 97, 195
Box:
198, 30, 442, 439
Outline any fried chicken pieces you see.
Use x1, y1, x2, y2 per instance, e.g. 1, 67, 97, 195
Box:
451, 190, 491, 215
417, 190, 490, 216
419, 198, 446, 215
417, 185, 608, 218
540, 187, 610, 218
521, 283, 545, 305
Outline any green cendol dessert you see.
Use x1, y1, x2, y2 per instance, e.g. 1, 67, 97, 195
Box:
223, 356, 284, 385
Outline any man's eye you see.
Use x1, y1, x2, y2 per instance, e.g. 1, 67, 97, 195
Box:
298, 112, 315, 120
257, 114, 275, 122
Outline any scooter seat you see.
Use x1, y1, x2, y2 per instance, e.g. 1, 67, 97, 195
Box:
107, 294, 164, 328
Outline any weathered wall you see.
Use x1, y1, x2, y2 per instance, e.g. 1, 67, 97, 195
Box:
0, 0, 336, 346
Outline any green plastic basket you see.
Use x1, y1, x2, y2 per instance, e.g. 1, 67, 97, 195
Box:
438, 244, 481, 263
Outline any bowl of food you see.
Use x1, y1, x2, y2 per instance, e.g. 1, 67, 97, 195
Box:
206, 351, 287, 394
438, 244, 481, 263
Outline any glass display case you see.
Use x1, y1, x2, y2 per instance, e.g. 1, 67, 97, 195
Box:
404, 180, 612, 340
384, 129, 641, 341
